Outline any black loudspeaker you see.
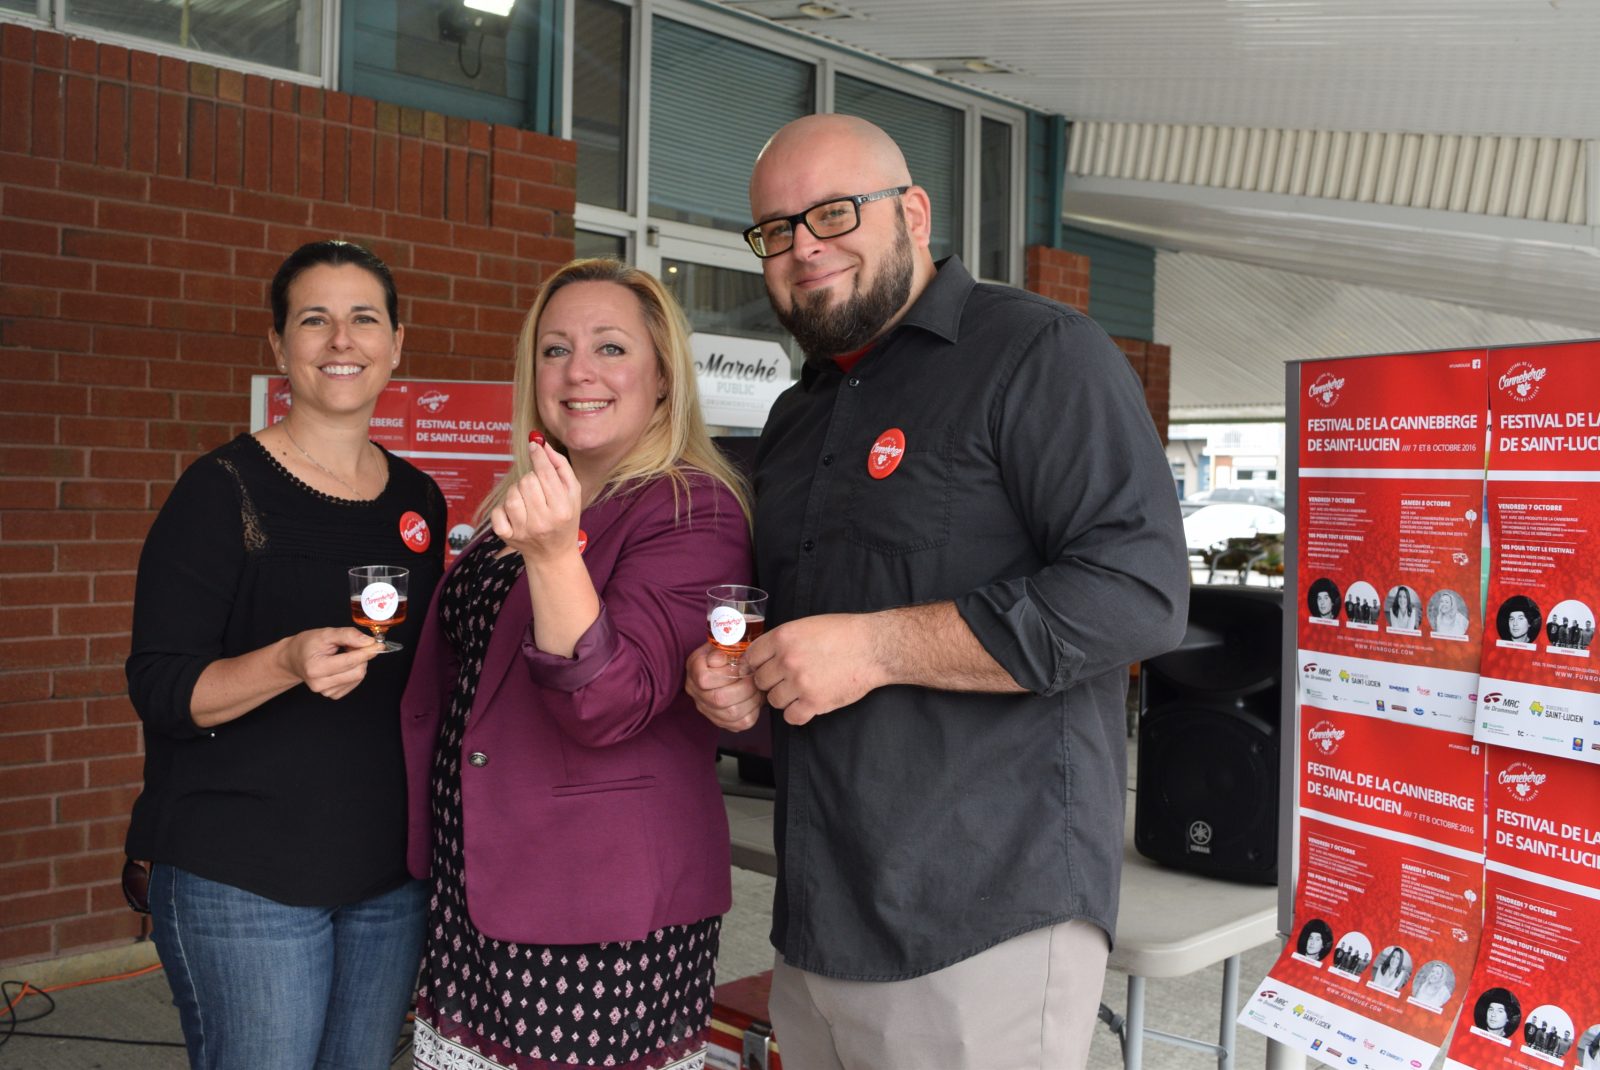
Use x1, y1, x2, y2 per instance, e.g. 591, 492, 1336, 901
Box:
1134, 586, 1283, 884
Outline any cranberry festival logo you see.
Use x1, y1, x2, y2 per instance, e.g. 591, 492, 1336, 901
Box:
1307, 720, 1345, 756
1308, 372, 1345, 409
1497, 361, 1546, 402
418, 390, 451, 414
1497, 761, 1546, 801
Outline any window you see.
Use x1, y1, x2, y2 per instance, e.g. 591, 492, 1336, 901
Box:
573, 0, 630, 211
648, 17, 813, 231
835, 75, 963, 261
66, 0, 324, 77
575, 229, 628, 261
979, 117, 1012, 281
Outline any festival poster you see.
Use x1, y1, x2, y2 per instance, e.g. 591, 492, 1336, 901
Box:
256, 376, 514, 560
1474, 342, 1600, 761
1443, 750, 1600, 1069
1297, 350, 1489, 733
1241, 709, 1487, 1067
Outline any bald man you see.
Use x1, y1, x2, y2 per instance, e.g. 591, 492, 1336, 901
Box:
686, 115, 1188, 1069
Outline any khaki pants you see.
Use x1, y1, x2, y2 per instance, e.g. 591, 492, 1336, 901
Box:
768, 919, 1110, 1070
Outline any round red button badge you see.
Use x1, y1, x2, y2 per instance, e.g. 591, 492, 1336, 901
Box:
577, 529, 589, 555
867, 428, 906, 479
399, 511, 431, 552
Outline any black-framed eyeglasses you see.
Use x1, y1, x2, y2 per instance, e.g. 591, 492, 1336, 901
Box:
743, 186, 909, 259
122, 856, 151, 915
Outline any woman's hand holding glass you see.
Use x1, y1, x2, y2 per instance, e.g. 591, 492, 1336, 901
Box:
276, 626, 383, 701
490, 435, 584, 561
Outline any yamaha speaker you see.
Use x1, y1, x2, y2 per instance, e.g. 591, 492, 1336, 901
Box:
1134, 586, 1283, 884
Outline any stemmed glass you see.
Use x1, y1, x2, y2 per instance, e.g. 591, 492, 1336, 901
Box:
349, 565, 409, 652
707, 585, 768, 676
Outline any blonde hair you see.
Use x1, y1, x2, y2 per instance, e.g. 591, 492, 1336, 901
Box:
475, 258, 752, 528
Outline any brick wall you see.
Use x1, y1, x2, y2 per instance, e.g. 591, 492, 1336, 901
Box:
1024, 243, 1171, 443
0, 23, 576, 968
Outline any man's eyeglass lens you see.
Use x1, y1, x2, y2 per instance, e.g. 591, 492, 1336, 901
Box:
744, 187, 906, 258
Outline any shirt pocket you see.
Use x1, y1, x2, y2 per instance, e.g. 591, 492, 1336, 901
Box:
843, 424, 953, 555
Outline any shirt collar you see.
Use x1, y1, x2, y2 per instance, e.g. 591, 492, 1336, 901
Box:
798, 256, 973, 387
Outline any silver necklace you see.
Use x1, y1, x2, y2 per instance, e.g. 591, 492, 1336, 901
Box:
281, 422, 365, 498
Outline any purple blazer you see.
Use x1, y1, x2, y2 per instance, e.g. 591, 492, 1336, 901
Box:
401, 471, 752, 944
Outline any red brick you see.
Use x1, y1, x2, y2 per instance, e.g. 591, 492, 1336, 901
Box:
0, 735, 47, 766
0, 861, 52, 894
390, 215, 452, 249
5, 186, 92, 227
88, 755, 143, 790
420, 142, 445, 217
0, 922, 52, 962
177, 393, 248, 423
183, 211, 264, 248
0, 672, 52, 702
183, 274, 261, 306
262, 224, 325, 257
50, 725, 138, 761
56, 785, 139, 823
30, 68, 62, 159
96, 200, 183, 238
0, 60, 31, 154
0, 826, 83, 866
185, 98, 215, 183
85, 386, 170, 420
0, 150, 57, 189
0, 606, 53, 641
63, 73, 95, 164
53, 667, 126, 699
445, 148, 469, 221
396, 140, 423, 216
147, 176, 231, 215
148, 238, 229, 273
298, 117, 323, 198
148, 361, 232, 393
373, 133, 397, 211
92, 573, 136, 603
0, 380, 89, 413
85, 449, 172, 481
0, 480, 55, 510
3, 888, 89, 925
0, 23, 33, 62
56, 910, 146, 952
241, 106, 270, 191
323, 124, 347, 203
91, 510, 156, 541
0, 414, 56, 445
52, 849, 124, 889
57, 539, 141, 572
231, 189, 309, 226
86, 816, 132, 848
241, 73, 269, 108
347, 127, 374, 207
270, 111, 296, 193
57, 355, 147, 389
2, 251, 88, 291
0, 220, 58, 262
148, 419, 233, 452
0, 797, 54, 833
88, 325, 173, 360
0, 698, 88, 734
126, 85, 157, 173
59, 416, 147, 449
0, 445, 83, 477
58, 479, 147, 510
0, 761, 86, 799
0, 544, 53, 573
60, 291, 150, 327
149, 300, 234, 334
154, 55, 184, 92
0, 282, 57, 317
0, 638, 86, 672
86, 695, 137, 727
410, 298, 476, 330
62, 228, 149, 264
214, 102, 243, 186
90, 634, 129, 666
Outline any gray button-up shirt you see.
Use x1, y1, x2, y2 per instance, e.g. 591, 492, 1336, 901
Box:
753, 257, 1189, 980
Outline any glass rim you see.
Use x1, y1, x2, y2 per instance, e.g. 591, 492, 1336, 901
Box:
707, 584, 767, 601
350, 564, 410, 578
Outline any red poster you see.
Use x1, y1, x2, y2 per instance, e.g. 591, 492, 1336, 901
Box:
1444, 751, 1600, 1069
1297, 350, 1488, 733
1476, 343, 1600, 762
258, 376, 513, 560
1244, 710, 1486, 1066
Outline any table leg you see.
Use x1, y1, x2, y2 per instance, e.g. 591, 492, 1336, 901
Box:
1125, 975, 1146, 1070
1218, 953, 1239, 1070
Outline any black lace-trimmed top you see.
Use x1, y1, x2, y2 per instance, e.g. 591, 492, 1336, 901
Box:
126, 433, 448, 906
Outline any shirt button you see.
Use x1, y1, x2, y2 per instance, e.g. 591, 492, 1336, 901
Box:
821, 454, 833, 466
802, 539, 815, 552
847, 377, 860, 387
468, 752, 488, 767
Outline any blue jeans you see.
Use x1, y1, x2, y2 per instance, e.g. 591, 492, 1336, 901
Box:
149, 864, 427, 1070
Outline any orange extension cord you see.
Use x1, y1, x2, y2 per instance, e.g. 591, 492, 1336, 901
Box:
2, 962, 165, 1016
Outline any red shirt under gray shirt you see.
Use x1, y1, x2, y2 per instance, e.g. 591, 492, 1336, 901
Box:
752, 256, 1190, 981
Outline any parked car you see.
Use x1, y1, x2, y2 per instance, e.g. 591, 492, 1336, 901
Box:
1180, 485, 1285, 516
1183, 502, 1286, 554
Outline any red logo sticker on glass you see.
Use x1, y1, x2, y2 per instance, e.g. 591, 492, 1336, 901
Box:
399, 511, 431, 552
577, 529, 588, 555
867, 428, 906, 479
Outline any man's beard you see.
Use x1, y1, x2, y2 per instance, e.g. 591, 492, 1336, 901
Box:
770, 212, 915, 359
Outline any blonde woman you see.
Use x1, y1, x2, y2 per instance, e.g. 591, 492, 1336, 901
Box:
401, 259, 752, 1070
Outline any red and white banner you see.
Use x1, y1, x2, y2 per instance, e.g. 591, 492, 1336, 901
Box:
1243, 710, 1486, 1068
254, 377, 514, 559
1296, 350, 1488, 733
1475, 343, 1600, 762
1444, 750, 1600, 1070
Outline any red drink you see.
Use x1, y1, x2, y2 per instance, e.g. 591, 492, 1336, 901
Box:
350, 595, 408, 632
708, 613, 765, 658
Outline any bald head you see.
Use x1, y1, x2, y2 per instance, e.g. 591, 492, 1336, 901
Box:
750, 115, 912, 209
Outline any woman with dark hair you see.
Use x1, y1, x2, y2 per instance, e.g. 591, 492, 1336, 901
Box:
1387, 586, 1420, 630
402, 259, 753, 1070
1474, 987, 1522, 1038
125, 240, 447, 1069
